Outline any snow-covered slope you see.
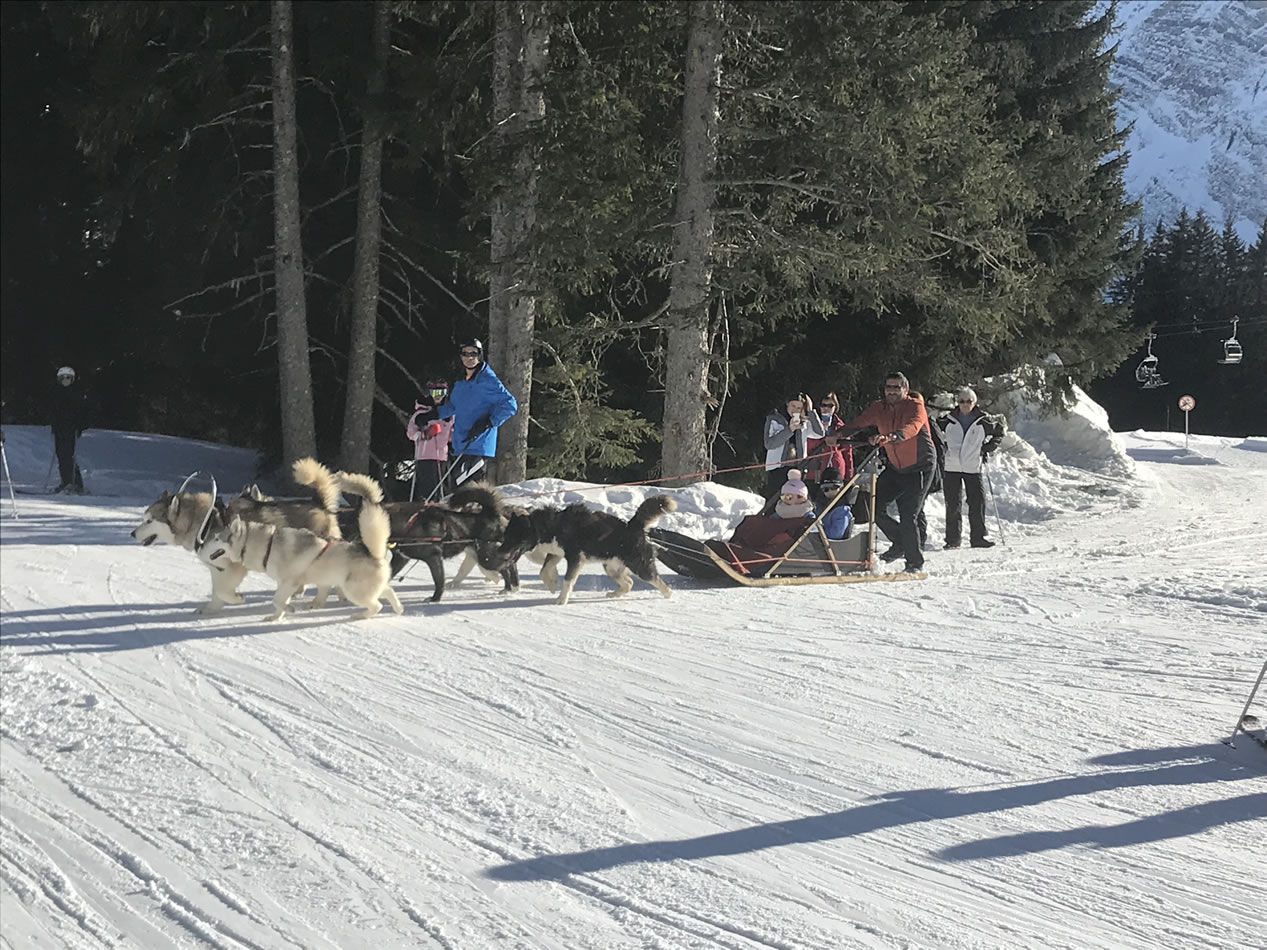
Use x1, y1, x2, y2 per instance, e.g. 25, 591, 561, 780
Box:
1112, 0, 1267, 242
2, 402, 1264, 949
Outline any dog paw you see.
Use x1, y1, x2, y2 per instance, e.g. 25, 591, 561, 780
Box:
195, 602, 223, 616
226, 592, 245, 605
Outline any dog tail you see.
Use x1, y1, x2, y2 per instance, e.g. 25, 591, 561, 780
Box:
630, 494, 677, 532
357, 502, 392, 561
337, 471, 384, 504
292, 457, 341, 513
447, 482, 505, 517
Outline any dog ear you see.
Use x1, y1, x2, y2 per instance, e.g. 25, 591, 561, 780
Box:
167, 495, 181, 520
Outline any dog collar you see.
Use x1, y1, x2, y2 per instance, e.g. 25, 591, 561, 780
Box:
312, 538, 334, 560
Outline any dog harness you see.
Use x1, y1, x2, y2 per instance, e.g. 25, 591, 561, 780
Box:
261, 532, 276, 570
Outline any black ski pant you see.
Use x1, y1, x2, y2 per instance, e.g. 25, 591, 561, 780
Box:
943, 470, 987, 546
412, 458, 450, 502
873, 467, 930, 570
452, 455, 494, 490
53, 428, 83, 491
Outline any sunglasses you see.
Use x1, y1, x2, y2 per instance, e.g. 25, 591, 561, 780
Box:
820, 402, 836, 409
460, 350, 480, 357
958, 399, 974, 404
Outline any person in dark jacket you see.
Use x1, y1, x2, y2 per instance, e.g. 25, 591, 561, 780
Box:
933, 387, 1005, 549
842, 371, 935, 573
49, 365, 88, 493
432, 339, 518, 487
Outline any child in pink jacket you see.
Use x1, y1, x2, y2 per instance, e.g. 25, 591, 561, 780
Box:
406, 379, 454, 500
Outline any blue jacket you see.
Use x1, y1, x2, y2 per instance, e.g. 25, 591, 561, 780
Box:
434, 361, 518, 457
820, 504, 853, 540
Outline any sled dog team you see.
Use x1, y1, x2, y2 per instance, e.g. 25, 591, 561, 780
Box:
129, 458, 675, 621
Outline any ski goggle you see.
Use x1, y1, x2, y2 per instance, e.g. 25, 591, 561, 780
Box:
428, 388, 447, 399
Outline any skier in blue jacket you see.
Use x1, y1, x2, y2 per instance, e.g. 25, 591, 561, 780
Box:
433, 339, 518, 487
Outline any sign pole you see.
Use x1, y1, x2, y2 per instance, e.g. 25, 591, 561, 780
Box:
1177, 394, 1196, 450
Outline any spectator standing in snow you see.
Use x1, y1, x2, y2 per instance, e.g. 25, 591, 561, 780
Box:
805, 391, 851, 488
433, 339, 518, 487
406, 378, 455, 500
48, 365, 88, 493
933, 387, 1005, 549
842, 371, 936, 573
763, 392, 826, 497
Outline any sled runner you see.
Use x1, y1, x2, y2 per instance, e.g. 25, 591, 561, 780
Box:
651, 455, 926, 587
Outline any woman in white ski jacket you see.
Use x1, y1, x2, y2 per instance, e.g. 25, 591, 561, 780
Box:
763, 393, 826, 497
933, 387, 1005, 548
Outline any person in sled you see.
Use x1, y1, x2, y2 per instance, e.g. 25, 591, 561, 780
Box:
406, 378, 455, 501
813, 466, 855, 540
433, 339, 518, 487
762, 392, 826, 497
934, 387, 1005, 549
842, 371, 935, 573
48, 365, 89, 493
772, 469, 815, 520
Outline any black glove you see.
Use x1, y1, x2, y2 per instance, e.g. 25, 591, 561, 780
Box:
466, 416, 492, 439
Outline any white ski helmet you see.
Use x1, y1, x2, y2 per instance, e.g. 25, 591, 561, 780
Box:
56, 366, 76, 380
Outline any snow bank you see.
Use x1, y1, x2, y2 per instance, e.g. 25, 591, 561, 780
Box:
502, 478, 762, 540
990, 378, 1136, 478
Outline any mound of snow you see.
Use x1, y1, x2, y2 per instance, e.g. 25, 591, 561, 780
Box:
990, 379, 1135, 478
502, 478, 762, 540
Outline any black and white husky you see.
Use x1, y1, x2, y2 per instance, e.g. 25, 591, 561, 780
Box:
198, 472, 403, 621
478, 496, 676, 605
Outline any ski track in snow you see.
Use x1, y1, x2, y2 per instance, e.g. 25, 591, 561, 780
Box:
1, 428, 1265, 949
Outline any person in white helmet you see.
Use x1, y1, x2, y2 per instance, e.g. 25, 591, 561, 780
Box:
49, 366, 89, 493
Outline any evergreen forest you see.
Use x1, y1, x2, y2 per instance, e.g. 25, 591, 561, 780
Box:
2, 0, 1262, 487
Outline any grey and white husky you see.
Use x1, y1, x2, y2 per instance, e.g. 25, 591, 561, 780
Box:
198, 472, 403, 621
129, 457, 342, 614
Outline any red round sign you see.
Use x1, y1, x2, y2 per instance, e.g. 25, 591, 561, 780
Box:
1178, 394, 1195, 411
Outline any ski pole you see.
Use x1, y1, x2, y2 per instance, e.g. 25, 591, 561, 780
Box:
1, 442, 18, 518
1222, 659, 1267, 748
983, 460, 1005, 545
409, 461, 419, 502
425, 453, 466, 502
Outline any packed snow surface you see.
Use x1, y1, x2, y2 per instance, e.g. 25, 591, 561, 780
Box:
2, 398, 1264, 949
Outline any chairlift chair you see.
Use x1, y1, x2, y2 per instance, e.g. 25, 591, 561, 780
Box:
1135, 354, 1160, 385
1135, 332, 1169, 388
1218, 317, 1242, 365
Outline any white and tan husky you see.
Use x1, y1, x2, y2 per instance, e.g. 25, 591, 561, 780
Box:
199, 472, 403, 621
130, 457, 342, 614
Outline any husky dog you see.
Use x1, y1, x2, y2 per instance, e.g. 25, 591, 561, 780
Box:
129, 457, 342, 614
354, 483, 514, 602
478, 496, 676, 605
199, 471, 403, 621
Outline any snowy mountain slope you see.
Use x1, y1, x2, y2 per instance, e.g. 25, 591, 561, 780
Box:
1112, 0, 1267, 242
1, 409, 1264, 949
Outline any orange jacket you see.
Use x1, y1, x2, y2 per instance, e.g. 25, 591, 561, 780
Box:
844, 392, 935, 473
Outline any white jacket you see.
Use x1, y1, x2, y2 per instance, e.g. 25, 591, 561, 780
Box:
935, 409, 1004, 475
763, 410, 826, 471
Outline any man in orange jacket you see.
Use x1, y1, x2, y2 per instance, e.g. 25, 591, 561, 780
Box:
843, 371, 936, 573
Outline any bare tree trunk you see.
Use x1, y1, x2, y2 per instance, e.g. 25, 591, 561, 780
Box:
487, 1, 548, 484
339, 0, 391, 474
661, 0, 722, 483
271, 0, 316, 464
